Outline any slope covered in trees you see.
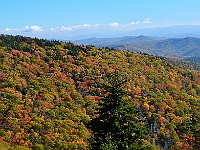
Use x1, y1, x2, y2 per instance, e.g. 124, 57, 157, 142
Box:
0, 35, 200, 149
75, 36, 200, 63
184, 56, 200, 64
159, 56, 200, 72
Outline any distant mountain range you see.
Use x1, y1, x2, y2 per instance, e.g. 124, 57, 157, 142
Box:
74, 36, 200, 63
126, 25, 200, 38
65, 25, 200, 40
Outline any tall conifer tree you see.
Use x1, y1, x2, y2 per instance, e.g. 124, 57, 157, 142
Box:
88, 72, 149, 150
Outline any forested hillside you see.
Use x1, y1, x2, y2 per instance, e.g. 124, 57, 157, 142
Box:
184, 57, 200, 64
159, 57, 200, 72
0, 35, 200, 149
75, 36, 200, 63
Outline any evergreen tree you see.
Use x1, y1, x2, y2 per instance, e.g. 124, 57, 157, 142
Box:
88, 72, 149, 150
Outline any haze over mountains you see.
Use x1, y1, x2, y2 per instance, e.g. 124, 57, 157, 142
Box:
126, 25, 200, 38
73, 25, 200, 64
75, 36, 200, 59
70, 25, 200, 40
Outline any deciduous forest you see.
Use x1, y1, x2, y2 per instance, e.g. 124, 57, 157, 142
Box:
0, 35, 200, 149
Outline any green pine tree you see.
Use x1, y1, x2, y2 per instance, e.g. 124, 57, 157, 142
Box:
88, 72, 149, 150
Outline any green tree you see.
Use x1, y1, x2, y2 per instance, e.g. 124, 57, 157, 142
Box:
88, 72, 149, 150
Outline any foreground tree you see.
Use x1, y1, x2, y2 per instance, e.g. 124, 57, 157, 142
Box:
88, 72, 149, 150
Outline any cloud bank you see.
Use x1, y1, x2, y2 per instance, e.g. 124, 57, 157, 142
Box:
2, 18, 153, 33
0, 18, 175, 40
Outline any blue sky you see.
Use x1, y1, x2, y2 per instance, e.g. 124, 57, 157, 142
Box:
1, 0, 200, 40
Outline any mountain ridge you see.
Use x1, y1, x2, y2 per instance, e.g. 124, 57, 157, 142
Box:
69, 25, 200, 40
74, 36, 200, 63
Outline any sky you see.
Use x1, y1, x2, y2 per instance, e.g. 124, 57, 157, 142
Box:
1, 0, 200, 40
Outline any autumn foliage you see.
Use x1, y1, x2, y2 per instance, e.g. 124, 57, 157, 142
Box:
0, 35, 200, 149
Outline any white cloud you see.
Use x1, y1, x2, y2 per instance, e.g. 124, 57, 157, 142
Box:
142, 18, 150, 24
56, 24, 93, 31
24, 25, 43, 32
70, 24, 92, 30
50, 28, 56, 32
129, 18, 150, 26
79, 24, 92, 28
136, 21, 140, 24
164, 20, 170, 22
59, 26, 73, 31
5, 28, 12, 31
47, 24, 94, 32
109, 22, 120, 27
130, 22, 135, 25
129, 18, 150, 25
94, 23, 101, 27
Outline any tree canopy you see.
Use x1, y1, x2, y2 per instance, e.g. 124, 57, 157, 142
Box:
0, 35, 200, 149
88, 72, 149, 150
